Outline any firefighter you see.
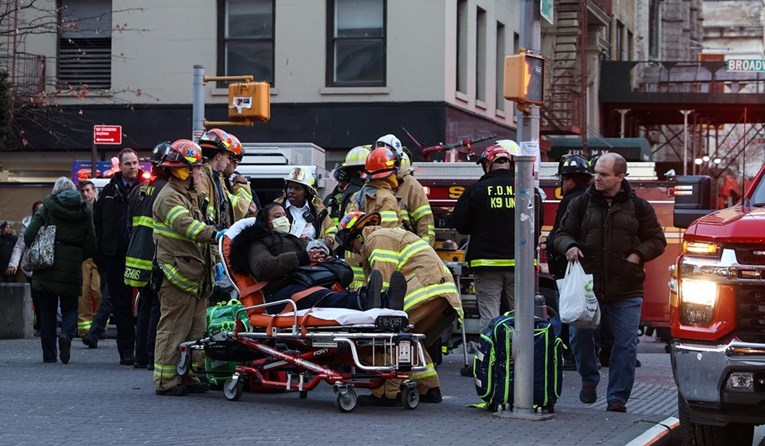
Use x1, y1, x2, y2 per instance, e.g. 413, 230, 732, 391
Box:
221, 133, 255, 221
152, 139, 221, 396
124, 141, 173, 370
274, 167, 334, 247
345, 146, 402, 228
545, 154, 592, 371
336, 211, 463, 405
323, 145, 371, 242
451, 140, 523, 331
395, 150, 435, 246
76, 181, 100, 338
197, 128, 237, 230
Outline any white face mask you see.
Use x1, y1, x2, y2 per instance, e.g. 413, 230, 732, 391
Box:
271, 216, 291, 234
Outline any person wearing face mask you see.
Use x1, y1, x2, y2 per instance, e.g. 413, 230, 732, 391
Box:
274, 167, 334, 249
151, 140, 223, 397
228, 202, 404, 314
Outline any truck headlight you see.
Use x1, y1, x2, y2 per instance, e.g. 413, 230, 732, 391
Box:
679, 279, 718, 325
682, 241, 721, 256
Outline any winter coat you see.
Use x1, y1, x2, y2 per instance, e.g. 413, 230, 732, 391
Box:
395, 172, 435, 247
1, 233, 17, 271
124, 176, 167, 287
359, 226, 463, 318
25, 190, 96, 297
229, 223, 310, 296
152, 178, 217, 298
552, 181, 667, 301
95, 172, 139, 259
546, 185, 588, 280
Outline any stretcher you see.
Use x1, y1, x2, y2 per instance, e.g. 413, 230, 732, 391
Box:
176, 218, 427, 412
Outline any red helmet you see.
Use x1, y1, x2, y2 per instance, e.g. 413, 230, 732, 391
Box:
157, 139, 204, 168
363, 147, 398, 180
198, 128, 233, 156
335, 211, 382, 248
227, 134, 243, 161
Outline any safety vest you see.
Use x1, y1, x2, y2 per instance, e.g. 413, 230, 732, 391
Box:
124, 177, 167, 288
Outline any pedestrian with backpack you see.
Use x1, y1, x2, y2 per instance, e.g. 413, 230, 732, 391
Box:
552, 153, 666, 412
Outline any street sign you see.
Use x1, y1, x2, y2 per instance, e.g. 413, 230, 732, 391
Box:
726, 59, 765, 72
93, 125, 122, 145
541, 0, 554, 25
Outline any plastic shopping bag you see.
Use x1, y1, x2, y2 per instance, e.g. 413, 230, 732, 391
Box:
556, 262, 600, 329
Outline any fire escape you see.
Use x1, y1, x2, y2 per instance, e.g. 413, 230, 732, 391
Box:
541, 0, 612, 139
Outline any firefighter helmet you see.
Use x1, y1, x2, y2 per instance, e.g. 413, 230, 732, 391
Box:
335, 211, 382, 249
364, 147, 398, 180
198, 128, 233, 156
557, 154, 591, 177
150, 141, 173, 166
341, 145, 372, 169
400, 151, 412, 173
588, 155, 601, 174
284, 167, 317, 196
227, 133, 244, 162
375, 134, 403, 156
158, 139, 204, 168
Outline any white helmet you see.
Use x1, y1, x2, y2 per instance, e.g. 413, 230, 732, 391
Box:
495, 139, 521, 157
284, 167, 317, 196
375, 134, 403, 156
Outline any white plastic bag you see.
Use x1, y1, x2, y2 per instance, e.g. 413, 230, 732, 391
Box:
556, 261, 600, 329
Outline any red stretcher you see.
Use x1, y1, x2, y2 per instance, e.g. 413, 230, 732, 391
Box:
176, 218, 427, 412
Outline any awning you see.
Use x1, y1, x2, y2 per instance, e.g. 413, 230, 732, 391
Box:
547, 137, 652, 161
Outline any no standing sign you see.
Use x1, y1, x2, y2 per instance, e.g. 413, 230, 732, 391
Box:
93, 125, 123, 145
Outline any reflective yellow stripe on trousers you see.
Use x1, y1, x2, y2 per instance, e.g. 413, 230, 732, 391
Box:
153, 363, 176, 380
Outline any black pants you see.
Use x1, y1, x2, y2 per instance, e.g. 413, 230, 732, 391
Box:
134, 285, 161, 365
92, 256, 135, 359
266, 283, 360, 314
37, 291, 77, 362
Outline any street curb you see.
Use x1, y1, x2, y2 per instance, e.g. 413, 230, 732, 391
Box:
625, 416, 680, 446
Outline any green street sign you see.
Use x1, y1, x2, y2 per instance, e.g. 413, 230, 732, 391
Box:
541, 0, 554, 24
726, 59, 765, 72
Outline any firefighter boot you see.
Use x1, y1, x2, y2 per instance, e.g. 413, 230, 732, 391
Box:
384, 271, 407, 311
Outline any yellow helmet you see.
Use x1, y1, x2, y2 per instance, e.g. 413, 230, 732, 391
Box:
341, 145, 372, 169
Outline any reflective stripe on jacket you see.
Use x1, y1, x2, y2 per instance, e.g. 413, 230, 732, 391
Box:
152, 179, 217, 297
227, 181, 253, 222
345, 180, 402, 229
396, 172, 435, 247
124, 177, 167, 287
359, 226, 462, 319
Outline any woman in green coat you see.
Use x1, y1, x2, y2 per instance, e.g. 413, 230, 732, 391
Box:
25, 177, 96, 364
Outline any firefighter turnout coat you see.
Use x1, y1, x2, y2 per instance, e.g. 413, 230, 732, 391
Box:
152, 179, 218, 298
395, 171, 435, 246
226, 178, 254, 222
346, 179, 402, 229
124, 176, 168, 288
198, 164, 234, 230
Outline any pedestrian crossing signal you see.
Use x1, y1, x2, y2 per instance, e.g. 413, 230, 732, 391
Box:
504, 52, 545, 106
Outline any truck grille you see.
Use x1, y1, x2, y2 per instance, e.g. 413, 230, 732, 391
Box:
736, 285, 765, 343
734, 246, 765, 265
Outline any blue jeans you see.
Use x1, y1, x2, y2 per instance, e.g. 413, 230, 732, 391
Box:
569, 296, 642, 404
38, 291, 77, 362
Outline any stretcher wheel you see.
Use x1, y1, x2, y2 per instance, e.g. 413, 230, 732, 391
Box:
176, 350, 191, 376
224, 377, 244, 401
401, 388, 419, 410
334, 388, 357, 413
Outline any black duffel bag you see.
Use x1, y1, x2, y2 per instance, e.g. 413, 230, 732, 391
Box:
287, 258, 354, 289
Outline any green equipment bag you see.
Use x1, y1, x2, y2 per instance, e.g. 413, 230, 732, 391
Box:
204, 299, 252, 386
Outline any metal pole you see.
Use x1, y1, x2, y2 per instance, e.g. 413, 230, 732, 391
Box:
680, 110, 693, 176
192, 65, 206, 142
499, 0, 551, 422
617, 109, 630, 138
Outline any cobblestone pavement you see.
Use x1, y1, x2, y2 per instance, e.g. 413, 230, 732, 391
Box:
0, 335, 678, 446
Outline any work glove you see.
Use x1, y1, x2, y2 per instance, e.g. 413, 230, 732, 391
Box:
214, 263, 225, 281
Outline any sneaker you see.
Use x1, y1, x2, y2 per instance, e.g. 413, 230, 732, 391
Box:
357, 394, 399, 407
81, 333, 98, 349
419, 387, 443, 403
185, 382, 210, 394
386, 271, 407, 311
606, 400, 627, 412
460, 365, 473, 377
156, 385, 188, 397
58, 335, 71, 365
579, 384, 597, 404
360, 270, 383, 310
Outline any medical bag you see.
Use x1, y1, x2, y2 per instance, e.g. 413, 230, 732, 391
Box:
472, 314, 562, 412
204, 299, 252, 387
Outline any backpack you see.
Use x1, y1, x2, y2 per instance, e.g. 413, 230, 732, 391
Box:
204, 299, 253, 387
473, 314, 562, 412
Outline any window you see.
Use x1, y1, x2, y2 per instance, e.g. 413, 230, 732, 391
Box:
496, 22, 505, 111
327, 0, 385, 86
219, 0, 274, 85
456, 0, 468, 94
58, 0, 112, 89
476, 7, 486, 102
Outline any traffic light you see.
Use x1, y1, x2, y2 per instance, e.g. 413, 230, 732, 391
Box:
503, 52, 545, 105
228, 82, 271, 121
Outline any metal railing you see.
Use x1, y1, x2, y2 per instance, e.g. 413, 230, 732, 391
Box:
0, 52, 46, 96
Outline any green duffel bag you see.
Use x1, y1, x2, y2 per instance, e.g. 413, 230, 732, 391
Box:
204, 299, 252, 386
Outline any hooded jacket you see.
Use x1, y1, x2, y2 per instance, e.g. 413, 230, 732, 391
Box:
24, 190, 96, 297
552, 181, 667, 301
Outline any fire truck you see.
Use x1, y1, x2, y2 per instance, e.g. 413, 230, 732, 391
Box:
669, 171, 765, 445
412, 159, 682, 345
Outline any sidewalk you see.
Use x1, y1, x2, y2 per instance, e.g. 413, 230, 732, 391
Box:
0, 335, 679, 446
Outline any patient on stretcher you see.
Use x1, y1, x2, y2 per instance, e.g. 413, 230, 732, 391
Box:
228, 203, 404, 314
